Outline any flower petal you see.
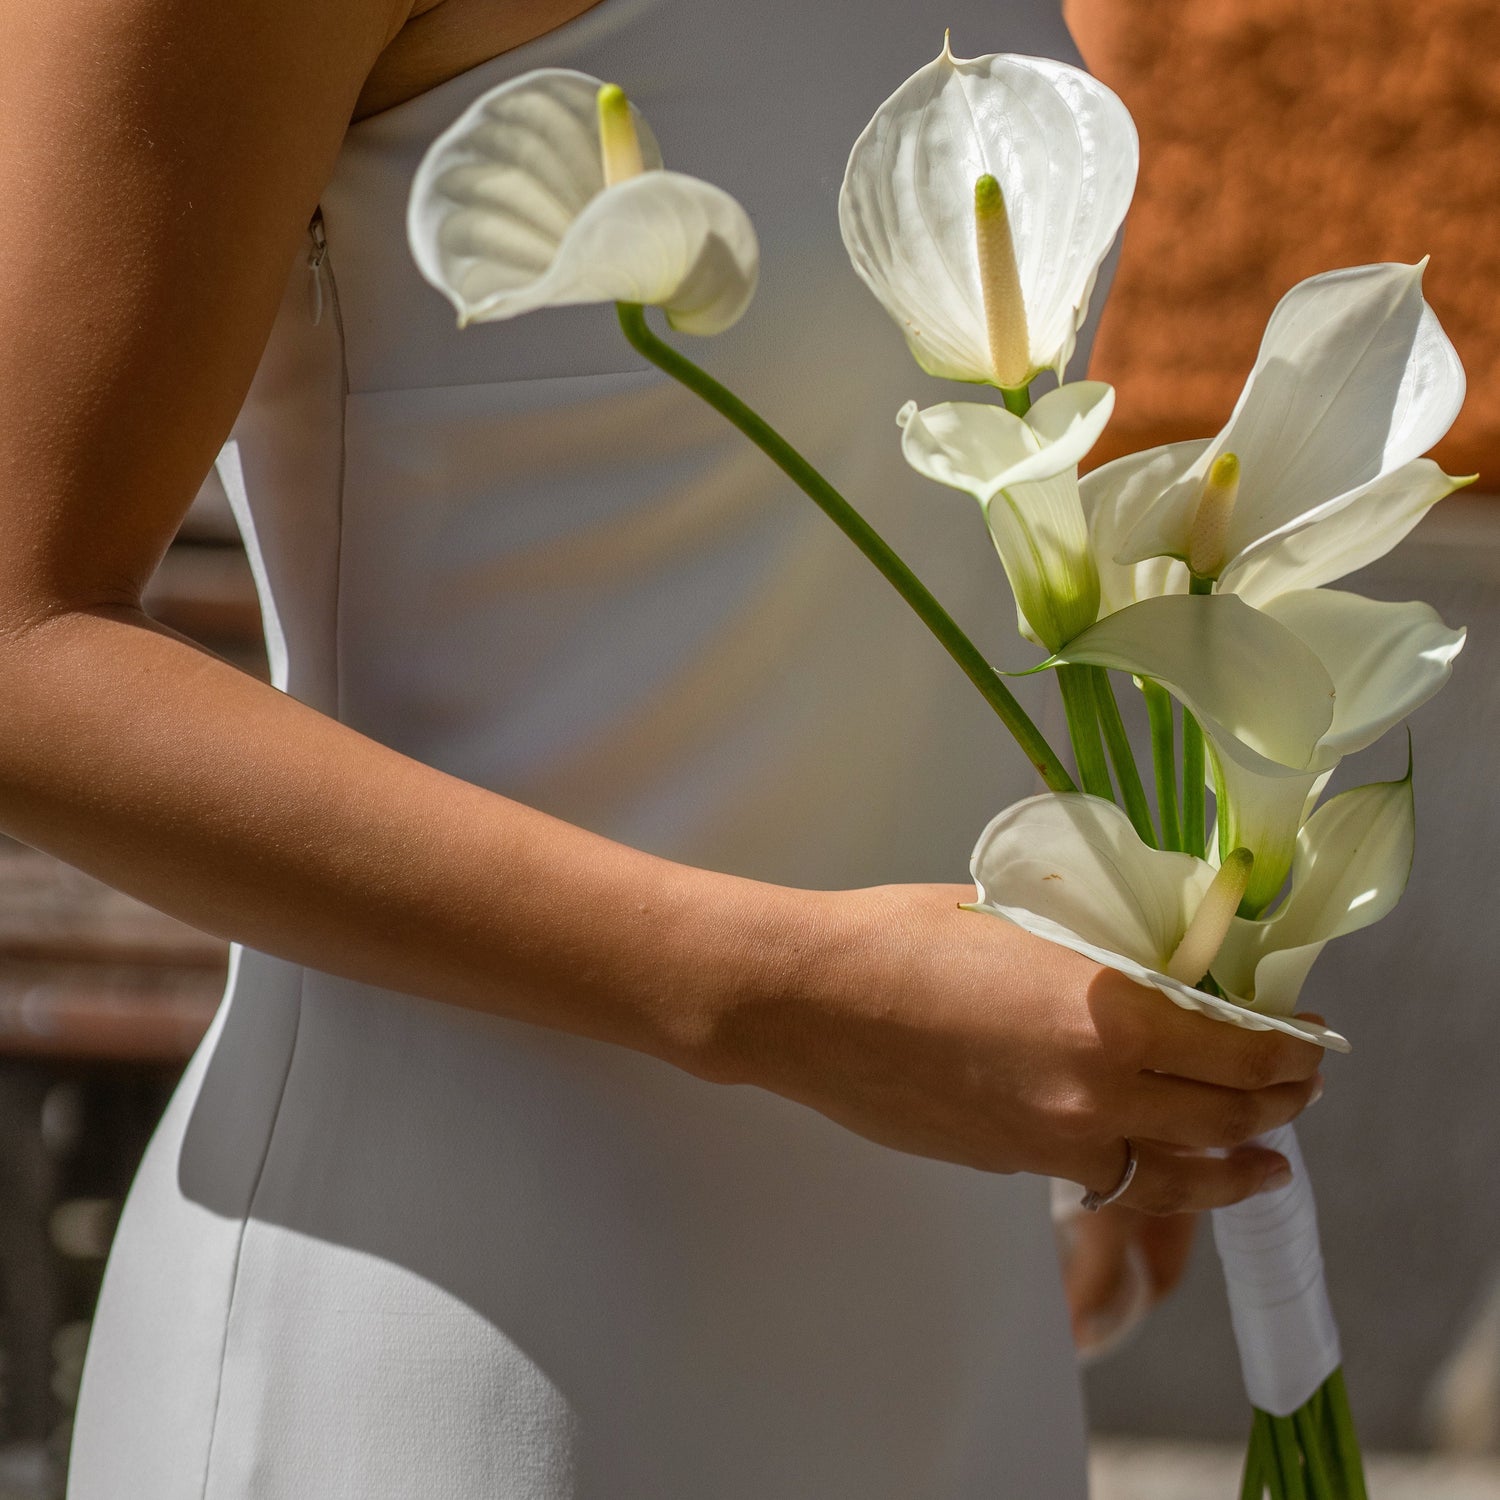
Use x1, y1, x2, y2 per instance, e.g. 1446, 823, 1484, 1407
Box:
1053, 595, 1336, 772
897, 383, 1114, 498
409, 70, 757, 333
531, 172, 759, 333
1220, 460, 1473, 604
971, 793, 1212, 965
1208, 750, 1324, 915
1082, 440, 1207, 612
968, 795, 1348, 1051
839, 42, 1137, 384
896, 403, 1039, 500
1213, 772, 1414, 1018
899, 386, 1111, 648
411, 69, 659, 317
1091, 440, 1215, 571
1115, 263, 1465, 566
1259, 590, 1465, 758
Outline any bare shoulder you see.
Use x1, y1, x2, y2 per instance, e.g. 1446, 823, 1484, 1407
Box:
357, 0, 609, 118
0, 0, 411, 622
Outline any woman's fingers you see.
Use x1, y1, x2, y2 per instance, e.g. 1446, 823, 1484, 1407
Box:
1096, 976, 1325, 1089
1109, 1141, 1292, 1216
1124, 1071, 1322, 1151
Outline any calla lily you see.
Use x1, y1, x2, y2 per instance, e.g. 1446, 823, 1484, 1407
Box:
968, 793, 1349, 1051
839, 39, 1137, 392
1212, 772, 1415, 1019
1048, 587, 1460, 907
896, 382, 1113, 648
1087, 448, 1471, 618
1087, 261, 1466, 589
408, 69, 759, 334
1045, 593, 1336, 775
1208, 589, 1462, 909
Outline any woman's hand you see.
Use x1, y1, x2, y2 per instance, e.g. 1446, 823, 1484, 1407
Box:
1062, 1202, 1198, 1354
706, 882, 1322, 1213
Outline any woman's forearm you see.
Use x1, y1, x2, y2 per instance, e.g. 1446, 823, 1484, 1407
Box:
0, 604, 815, 1074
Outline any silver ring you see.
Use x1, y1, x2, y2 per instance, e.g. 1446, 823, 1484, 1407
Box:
1080, 1139, 1138, 1212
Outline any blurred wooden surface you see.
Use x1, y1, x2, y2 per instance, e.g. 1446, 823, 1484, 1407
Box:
0, 480, 256, 1065
1066, 0, 1500, 482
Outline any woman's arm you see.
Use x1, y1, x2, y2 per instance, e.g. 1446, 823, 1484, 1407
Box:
0, 0, 1321, 1214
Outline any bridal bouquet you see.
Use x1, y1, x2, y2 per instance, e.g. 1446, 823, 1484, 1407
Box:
408, 38, 1469, 1498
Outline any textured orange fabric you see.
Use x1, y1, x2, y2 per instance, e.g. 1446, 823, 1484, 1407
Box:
1066, 0, 1500, 480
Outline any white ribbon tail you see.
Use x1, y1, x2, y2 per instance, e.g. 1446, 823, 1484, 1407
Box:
1210, 1123, 1342, 1416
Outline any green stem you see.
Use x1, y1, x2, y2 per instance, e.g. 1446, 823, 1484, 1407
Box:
1315, 1386, 1353, 1500
1142, 680, 1181, 852
1058, 663, 1113, 800
1241, 1413, 1270, 1500
1180, 574, 1215, 855
1093, 669, 1157, 846
1293, 1402, 1339, 1500
1323, 1371, 1369, 1500
1001, 383, 1032, 416
1269, 1414, 1309, 1500
616, 303, 1075, 792
1182, 711, 1206, 856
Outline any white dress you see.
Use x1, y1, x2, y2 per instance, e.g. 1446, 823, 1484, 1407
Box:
67, 2, 1097, 1494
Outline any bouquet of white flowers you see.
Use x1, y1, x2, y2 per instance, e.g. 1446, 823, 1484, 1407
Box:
408, 39, 1470, 1497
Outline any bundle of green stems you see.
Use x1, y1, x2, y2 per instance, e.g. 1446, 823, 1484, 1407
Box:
617, 302, 1369, 1500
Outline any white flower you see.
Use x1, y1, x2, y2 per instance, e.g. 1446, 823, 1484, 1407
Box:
839, 38, 1137, 391
1047, 593, 1337, 778
968, 787, 1412, 1052
1207, 590, 1461, 909
1046, 588, 1460, 910
1212, 773, 1415, 1019
896, 383, 1113, 648
408, 69, 759, 335
1086, 261, 1467, 594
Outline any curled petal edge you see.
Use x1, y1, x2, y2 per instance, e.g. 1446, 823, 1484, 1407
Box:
454, 171, 760, 334
962, 903, 1350, 1053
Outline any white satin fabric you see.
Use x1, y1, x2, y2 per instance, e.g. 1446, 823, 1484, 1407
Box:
1213, 1125, 1342, 1416
68, 3, 1098, 1494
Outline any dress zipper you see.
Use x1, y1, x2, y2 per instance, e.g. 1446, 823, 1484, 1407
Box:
307, 207, 329, 326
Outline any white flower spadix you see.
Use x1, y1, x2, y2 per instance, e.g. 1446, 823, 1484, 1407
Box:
408, 69, 759, 335
839, 38, 1137, 392
968, 794, 1351, 1050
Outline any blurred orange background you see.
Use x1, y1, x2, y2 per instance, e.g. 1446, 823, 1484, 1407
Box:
1065, 0, 1500, 480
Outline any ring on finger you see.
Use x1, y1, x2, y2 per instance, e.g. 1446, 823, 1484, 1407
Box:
1080, 1138, 1138, 1212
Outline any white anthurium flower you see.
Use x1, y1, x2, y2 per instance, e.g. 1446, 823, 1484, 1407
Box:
1211, 772, 1415, 1020
839, 38, 1137, 392
897, 382, 1113, 648
967, 793, 1349, 1051
1045, 593, 1337, 777
409, 69, 759, 335
1094, 261, 1465, 585
1079, 434, 1465, 905
1085, 448, 1471, 616
1206, 588, 1462, 910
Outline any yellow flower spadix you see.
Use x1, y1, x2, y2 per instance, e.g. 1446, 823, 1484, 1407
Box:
974, 174, 1031, 392
1187, 451, 1242, 580
597, 83, 645, 186
1166, 847, 1254, 984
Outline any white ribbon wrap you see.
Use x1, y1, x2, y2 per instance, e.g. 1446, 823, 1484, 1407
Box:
1210, 1124, 1342, 1416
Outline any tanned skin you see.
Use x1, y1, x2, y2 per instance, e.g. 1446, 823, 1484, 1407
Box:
0, 0, 1321, 1338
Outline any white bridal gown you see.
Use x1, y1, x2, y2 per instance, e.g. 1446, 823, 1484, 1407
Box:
68, 2, 1102, 1495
